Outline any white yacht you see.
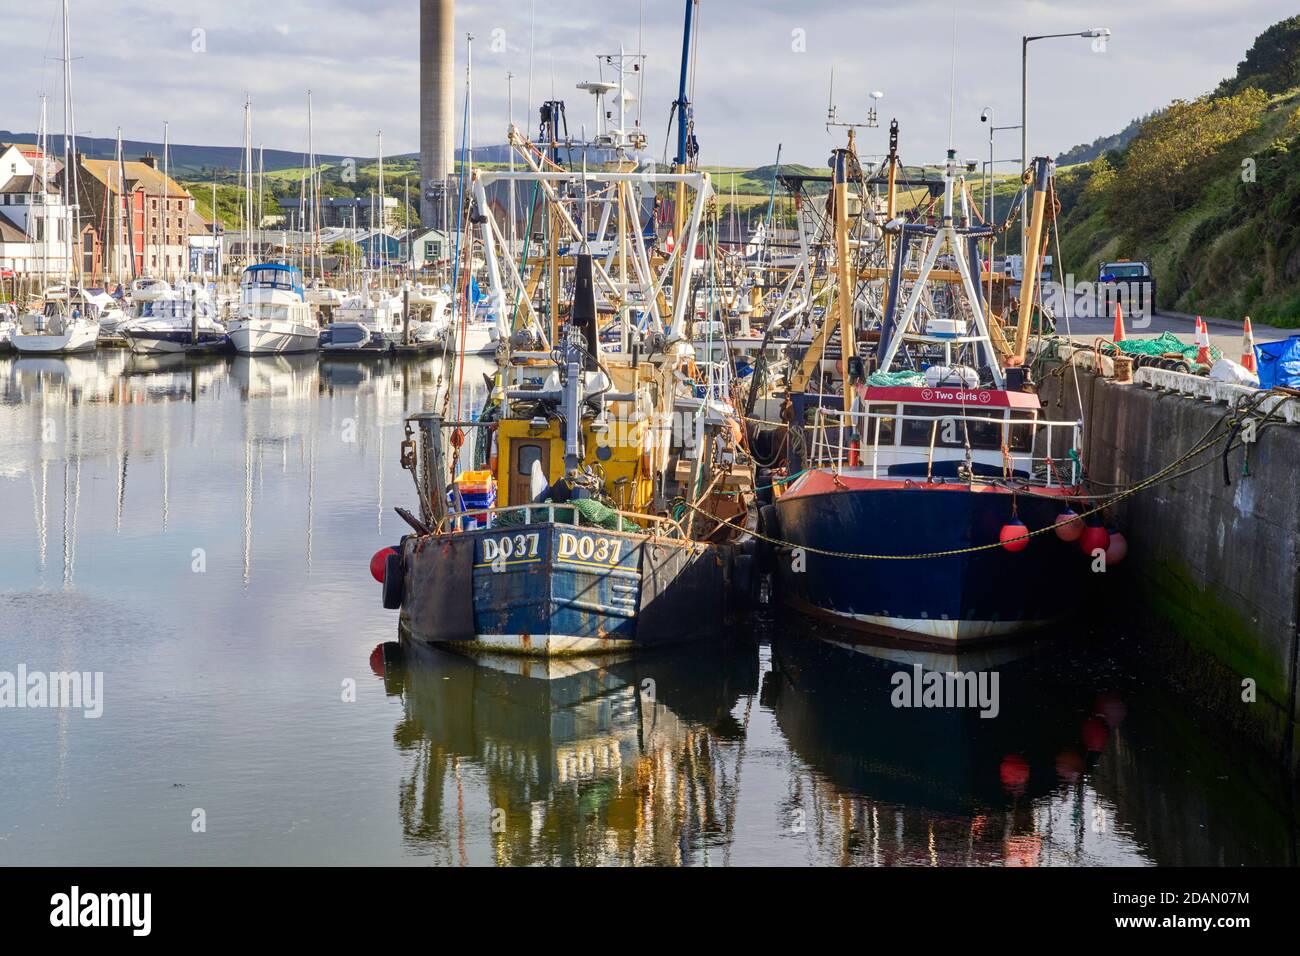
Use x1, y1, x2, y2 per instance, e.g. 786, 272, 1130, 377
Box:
226, 263, 319, 354
120, 281, 228, 354
319, 290, 406, 355
11, 300, 100, 354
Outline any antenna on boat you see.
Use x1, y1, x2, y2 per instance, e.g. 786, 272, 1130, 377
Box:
826, 66, 881, 134
947, 1, 959, 149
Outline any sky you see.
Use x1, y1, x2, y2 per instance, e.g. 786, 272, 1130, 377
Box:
2, 0, 1295, 169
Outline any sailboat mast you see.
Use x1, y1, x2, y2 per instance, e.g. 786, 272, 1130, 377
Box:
162, 121, 170, 284
61, 0, 80, 291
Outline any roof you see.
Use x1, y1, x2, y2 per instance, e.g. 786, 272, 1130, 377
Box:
0, 174, 58, 195
0, 210, 29, 243
78, 158, 192, 199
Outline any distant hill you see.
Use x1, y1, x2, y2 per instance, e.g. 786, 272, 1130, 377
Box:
1055, 113, 1158, 166
0, 130, 357, 175
1055, 14, 1300, 327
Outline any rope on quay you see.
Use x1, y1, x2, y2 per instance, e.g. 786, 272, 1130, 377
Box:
690, 387, 1293, 561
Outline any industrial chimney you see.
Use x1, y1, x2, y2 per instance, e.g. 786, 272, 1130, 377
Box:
419, 0, 454, 228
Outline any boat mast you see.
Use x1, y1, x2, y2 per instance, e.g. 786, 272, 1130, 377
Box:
162, 120, 170, 284
60, 0, 80, 295
37, 94, 49, 301
831, 132, 856, 413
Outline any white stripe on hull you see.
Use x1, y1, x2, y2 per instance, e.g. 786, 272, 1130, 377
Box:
820, 608, 1057, 643
435, 633, 637, 656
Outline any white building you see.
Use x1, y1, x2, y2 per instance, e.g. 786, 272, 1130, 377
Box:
0, 143, 74, 280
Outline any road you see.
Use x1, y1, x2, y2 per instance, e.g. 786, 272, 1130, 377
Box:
1054, 307, 1292, 357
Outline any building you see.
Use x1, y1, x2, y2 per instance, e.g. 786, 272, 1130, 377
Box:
186, 209, 222, 277
75, 152, 194, 283
277, 195, 400, 231
356, 229, 402, 268
402, 228, 449, 269
0, 143, 74, 280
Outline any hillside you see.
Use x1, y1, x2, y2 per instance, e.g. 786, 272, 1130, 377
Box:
1055, 15, 1300, 326
1055, 113, 1156, 166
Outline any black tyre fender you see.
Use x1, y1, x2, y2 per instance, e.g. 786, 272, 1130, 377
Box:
382, 551, 405, 609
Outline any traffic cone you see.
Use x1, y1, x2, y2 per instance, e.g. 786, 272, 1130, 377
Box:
1241, 316, 1257, 373
1112, 302, 1126, 343
1195, 317, 1211, 366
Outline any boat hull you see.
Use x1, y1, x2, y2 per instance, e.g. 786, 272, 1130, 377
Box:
228, 321, 318, 354
123, 328, 228, 354
11, 324, 100, 354
319, 323, 393, 355
398, 520, 732, 655
772, 473, 1086, 645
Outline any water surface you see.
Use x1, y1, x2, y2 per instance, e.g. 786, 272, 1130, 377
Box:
0, 350, 1293, 865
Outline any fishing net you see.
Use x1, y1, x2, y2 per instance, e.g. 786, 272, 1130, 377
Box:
868, 370, 927, 387
492, 497, 641, 532
1116, 331, 1221, 368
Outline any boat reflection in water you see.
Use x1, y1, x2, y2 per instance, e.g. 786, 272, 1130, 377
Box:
765, 631, 1125, 865
373, 639, 759, 865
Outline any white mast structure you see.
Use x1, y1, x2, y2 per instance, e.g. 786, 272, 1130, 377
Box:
60, 0, 81, 296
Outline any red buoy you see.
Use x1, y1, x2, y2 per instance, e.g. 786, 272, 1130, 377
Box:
999, 754, 1030, 793
1105, 530, 1128, 565
370, 547, 398, 583
1081, 716, 1110, 753
999, 519, 1030, 552
1054, 507, 1084, 542
1079, 526, 1110, 556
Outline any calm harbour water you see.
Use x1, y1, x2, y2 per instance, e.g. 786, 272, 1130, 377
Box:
0, 349, 1295, 866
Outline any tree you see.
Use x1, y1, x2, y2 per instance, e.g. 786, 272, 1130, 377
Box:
1108, 89, 1268, 236
1222, 16, 1300, 96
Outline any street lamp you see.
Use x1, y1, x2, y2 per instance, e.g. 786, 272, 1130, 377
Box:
981, 107, 1021, 305
1021, 27, 1111, 254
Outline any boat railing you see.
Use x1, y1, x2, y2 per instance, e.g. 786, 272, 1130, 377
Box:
434, 502, 689, 538
807, 406, 1082, 486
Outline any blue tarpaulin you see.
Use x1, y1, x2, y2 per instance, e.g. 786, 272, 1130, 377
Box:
1256, 336, 1300, 389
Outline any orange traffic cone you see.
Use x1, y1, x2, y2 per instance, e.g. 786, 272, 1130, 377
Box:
1112, 302, 1126, 343
1195, 317, 1211, 365
1241, 316, 1257, 373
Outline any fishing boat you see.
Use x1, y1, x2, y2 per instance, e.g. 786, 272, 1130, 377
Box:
765, 144, 1095, 645
377, 152, 754, 655
226, 263, 319, 354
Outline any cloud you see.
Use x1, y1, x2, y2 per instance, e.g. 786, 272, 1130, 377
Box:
3, 0, 1295, 168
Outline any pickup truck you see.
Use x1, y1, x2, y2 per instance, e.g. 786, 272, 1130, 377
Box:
1099, 260, 1156, 316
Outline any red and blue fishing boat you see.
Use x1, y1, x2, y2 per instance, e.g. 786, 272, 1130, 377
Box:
768, 150, 1110, 645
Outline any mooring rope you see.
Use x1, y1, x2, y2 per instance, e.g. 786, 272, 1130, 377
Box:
688, 387, 1291, 560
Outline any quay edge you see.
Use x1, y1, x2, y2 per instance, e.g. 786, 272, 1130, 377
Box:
1037, 359, 1300, 777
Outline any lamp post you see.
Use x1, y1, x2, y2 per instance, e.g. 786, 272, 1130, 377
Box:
980, 107, 1021, 307
1021, 27, 1110, 255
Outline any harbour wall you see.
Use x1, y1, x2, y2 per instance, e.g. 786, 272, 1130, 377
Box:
1038, 360, 1300, 777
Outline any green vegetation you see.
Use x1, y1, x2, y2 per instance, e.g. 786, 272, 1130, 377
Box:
1055, 113, 1158, 166
1056, 15, 1300, 326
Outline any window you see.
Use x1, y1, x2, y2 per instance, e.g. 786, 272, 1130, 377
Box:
517, 444, 543, 476
865, 404, 897, 446
900, 406, 1004, 450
